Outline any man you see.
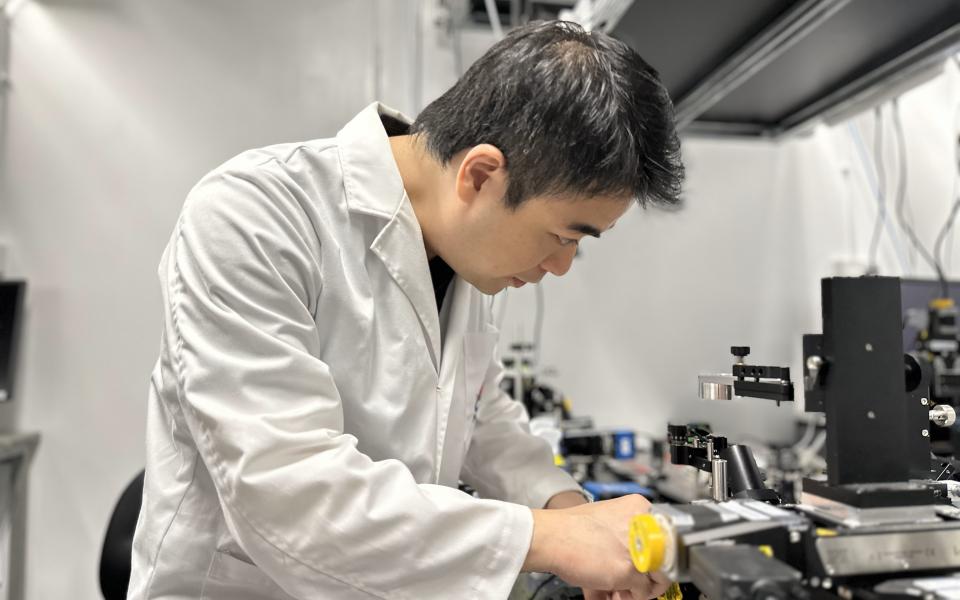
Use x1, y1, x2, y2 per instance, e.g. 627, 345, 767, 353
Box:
129, 19, 683, 600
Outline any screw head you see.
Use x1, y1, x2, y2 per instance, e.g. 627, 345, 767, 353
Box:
867, 411, 876, 419
922, 429, 930, 437
865, 343, 873, 352
921, 398, 929, 406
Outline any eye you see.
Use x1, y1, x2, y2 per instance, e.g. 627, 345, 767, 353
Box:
555, 234, 578, 247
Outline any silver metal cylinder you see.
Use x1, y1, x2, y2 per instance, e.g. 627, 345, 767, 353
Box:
711, 458, 729, 502
699, 374, 734, 401
930, 404, 957, 428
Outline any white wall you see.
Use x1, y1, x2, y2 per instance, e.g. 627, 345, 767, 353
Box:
0, 1, 418, 598
1, 1, 959, 597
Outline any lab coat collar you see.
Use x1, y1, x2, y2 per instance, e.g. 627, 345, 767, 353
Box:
337, 103, 444, 371
336, 102, 412, 219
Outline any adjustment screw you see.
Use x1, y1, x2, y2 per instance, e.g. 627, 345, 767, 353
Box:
921, 397, 929, 406
922, 429, 930, 437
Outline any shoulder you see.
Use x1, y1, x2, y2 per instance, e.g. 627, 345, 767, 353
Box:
180, 138, 346, 237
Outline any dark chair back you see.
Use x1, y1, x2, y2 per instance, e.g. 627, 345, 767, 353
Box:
99, 470, 145, 600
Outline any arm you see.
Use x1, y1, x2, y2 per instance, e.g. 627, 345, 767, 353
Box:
165, 170, 531, 599
524, 496, 673, 599
460, 325, 584, 509
455, 318, 668, 598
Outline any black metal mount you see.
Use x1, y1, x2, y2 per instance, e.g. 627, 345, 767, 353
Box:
668, 424, 780, 503
729, 346, 795, 405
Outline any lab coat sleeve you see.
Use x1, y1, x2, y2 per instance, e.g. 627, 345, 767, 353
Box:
460, 324, 583, 509
165, 170, 533, 600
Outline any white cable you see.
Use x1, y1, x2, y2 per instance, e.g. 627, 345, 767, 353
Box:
483, 0, 504, 40
412, 0, 424, 112
372, 0, 383, 102
451, 3, 464, 78
848, 121, 911, 274
797, 431, 826, 468
494, 288, 510, 330
533, 283, 544, 368
790, 419, 817, 452
559, 0, 634, 32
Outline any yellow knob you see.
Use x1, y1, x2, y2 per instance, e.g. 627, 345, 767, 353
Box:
931, 298, 955, 309
629, 514, 666, 573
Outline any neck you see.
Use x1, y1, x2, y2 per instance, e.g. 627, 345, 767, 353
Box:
389, 135, 444, 260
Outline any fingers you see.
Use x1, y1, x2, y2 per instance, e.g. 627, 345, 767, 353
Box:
647, 571, 672, 598
629, 573, 673, 600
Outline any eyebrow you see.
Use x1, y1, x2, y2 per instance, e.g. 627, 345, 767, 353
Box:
567, 222, 614, 238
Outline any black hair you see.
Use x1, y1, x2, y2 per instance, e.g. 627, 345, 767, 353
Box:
411, 20, 684, 209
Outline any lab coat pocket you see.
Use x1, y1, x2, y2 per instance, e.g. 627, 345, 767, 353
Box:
201, 551, 297, 600
463, 332, 498, 427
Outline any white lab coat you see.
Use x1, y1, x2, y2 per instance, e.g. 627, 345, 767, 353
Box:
128, 103, 581, 600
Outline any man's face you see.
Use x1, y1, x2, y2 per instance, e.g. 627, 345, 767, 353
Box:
446, 192, 632, 295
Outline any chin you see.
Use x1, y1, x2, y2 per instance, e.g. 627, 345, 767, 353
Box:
468, 278, 507, 296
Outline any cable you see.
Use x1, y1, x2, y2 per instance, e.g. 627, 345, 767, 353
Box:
933, 104, 960, 286
529, 573, 559, 600
891, 98, 947, 295
941, 63, 960, 275
484, 0, 504, 40
934, 197, 960, 283
533, 283, 545, 368
451, 3, 464, 78
790, 419, 817, 452
412, 0, 424, 112
848, 122, 910, 274
495, 288, 510, 330
867, 107, 888, 274
372, 0, 383, 101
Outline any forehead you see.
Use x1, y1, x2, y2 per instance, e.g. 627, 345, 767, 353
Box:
519, 194, 633, 229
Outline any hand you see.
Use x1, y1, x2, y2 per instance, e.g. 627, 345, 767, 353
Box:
523, 494, 672, 597
582, 571, 672, 599
542, 491, 668, 599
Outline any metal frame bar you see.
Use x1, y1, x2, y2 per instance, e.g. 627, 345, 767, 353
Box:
674, 0, 852, 130
776, 23, 960, 137
680, 120, 772, 139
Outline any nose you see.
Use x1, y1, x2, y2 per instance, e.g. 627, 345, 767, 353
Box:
540, 243, 577, 277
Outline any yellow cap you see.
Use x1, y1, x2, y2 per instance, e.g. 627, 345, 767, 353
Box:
758, 545, 773, 558
931, 298, 955, 310
629, 514, 666, 572
816, 528, 838, 537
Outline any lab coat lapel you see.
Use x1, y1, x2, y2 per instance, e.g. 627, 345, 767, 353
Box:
337, 102, 443, 371
369, 207, 443, 371
436, 277, 471, 485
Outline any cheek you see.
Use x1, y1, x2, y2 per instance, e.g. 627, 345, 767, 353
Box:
471, 217, 550, 274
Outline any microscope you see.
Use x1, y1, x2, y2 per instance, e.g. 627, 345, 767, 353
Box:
632, 277, 960, 600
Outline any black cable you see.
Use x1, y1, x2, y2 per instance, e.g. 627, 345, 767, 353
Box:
529, 573, 560, 600
867, 106, 888, 274
891, 98, 947, 296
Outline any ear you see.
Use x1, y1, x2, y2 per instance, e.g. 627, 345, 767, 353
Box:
455, 144, 507, 206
